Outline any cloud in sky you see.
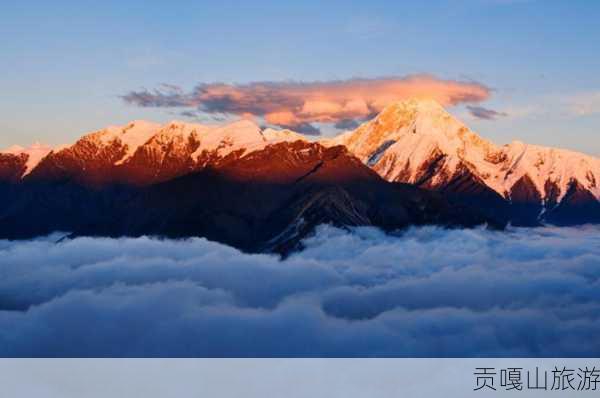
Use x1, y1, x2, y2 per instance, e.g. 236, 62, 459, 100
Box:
1, 225, 600, 357
122, 75, 491, 133
333, 118, 361, 130
279, 122, 323, 136
466, 105, 508, 120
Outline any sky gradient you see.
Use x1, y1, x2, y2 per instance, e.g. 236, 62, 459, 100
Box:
1, 0, 599, 155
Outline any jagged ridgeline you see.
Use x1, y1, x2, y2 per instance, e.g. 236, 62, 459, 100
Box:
1, 99, 599, 253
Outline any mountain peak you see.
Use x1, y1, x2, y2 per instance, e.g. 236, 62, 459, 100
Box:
0, 142, 53, 177
370, 98, 458, 132
375, 98, 450, 124
337, 97, 476, 162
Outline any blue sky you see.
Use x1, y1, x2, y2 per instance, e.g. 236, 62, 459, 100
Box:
1, 0, 599, 155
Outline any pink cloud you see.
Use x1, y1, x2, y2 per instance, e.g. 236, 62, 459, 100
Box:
123, 75, 491, 132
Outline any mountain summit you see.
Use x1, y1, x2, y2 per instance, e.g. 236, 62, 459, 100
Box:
0, 142, 53, 182
330, 99, 600, 225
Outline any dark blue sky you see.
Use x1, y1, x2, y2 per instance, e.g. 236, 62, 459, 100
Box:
2, 0, 599, 154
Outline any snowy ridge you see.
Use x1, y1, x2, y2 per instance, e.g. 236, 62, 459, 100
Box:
492, 141, 600, 202
4, 119, 309, 185
84, 119, 307, 165
331, 99, 600, 207
190, 119, 265, 161
1, 142, 53, 176
126, 120, 212, 166
101, 120, 163, 164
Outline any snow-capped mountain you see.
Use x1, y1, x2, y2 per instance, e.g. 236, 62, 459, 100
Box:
23, 119, 306, 186
329, 99, 600, 225
0, 143, 53, 182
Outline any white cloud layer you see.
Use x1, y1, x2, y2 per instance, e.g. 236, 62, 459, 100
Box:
1, 225, 599, 357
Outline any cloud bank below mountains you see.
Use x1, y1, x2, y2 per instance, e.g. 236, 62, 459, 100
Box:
1, 225, 599, 357
122, 75, 492, 133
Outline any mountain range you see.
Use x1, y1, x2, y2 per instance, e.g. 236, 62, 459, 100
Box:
1, 99, 599, 252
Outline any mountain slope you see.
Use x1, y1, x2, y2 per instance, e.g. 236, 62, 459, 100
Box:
0, 141, 494, 253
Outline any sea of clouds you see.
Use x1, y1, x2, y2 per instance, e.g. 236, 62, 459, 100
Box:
0, 225, 599, 357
